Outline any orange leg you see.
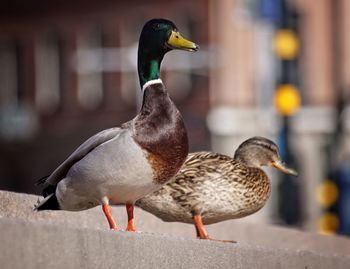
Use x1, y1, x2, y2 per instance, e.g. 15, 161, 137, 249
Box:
195, 223, 201, 239
194, 214, 210, 239
126, 203, 136, 232
102, 204, 119, 230
193, 214, 235, 243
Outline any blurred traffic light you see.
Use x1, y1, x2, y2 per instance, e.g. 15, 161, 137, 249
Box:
319, 95, 348, 236
272, 0, 301, 226
316, 180, 340, 234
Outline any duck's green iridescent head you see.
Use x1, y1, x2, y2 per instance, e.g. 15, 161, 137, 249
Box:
138, 18, 199, 88
234, 136, 298, 176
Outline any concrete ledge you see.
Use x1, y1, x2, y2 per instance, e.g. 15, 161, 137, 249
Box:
1, 217, 350, 269
1, 191, 350, 268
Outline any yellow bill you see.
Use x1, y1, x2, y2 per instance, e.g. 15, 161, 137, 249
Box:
167, 30, 199, 52
271, 160, 298, 176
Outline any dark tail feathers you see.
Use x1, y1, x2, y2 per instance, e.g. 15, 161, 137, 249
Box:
36, 175, 49, 185
35, 193, 60, 211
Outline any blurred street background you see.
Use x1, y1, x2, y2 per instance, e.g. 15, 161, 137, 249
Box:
0, 0, 349, 237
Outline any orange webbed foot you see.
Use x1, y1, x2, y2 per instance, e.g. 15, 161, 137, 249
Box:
194, 214, 236, 243
126, 203, 137, 232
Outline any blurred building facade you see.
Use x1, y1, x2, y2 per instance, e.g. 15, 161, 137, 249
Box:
207, 0, 350, 235
1, 0, 350, 235
0, 0, 211, 192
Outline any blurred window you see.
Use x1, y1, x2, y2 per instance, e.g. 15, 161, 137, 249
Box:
76, 25, 104, 110
0, 39, 22, 107
119, 20, 140, 108
35, 32, 62, 114
0, 38, 38, 140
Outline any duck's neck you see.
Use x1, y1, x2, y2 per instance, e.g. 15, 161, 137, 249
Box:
234, 154, 261, 169
138, 49, 165, 89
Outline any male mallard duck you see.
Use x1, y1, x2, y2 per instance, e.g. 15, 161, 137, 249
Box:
136, 136, 298, 241
35, 18, 199, 232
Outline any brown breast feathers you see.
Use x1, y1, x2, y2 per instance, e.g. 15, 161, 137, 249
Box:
133, 83, 189, 184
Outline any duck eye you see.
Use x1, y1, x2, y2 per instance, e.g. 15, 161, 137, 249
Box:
153, 23, 161, 30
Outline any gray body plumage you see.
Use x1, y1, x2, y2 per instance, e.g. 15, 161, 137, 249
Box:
42, 126, 156, 211
54, 127, 155, 211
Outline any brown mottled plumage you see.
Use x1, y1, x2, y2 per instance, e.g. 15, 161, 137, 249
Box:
136, 136, 298, 242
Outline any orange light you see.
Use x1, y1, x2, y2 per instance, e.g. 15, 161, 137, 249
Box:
317, 180, 339, 208
317, 212, 339, 235
273, 29, 300, 60
274, 84, 301, 116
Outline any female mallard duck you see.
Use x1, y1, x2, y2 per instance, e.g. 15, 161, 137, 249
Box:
35, 19, 199, 232
136, 137, 298, 241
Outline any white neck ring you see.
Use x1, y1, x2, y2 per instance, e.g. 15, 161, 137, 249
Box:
142, 79, 163, 93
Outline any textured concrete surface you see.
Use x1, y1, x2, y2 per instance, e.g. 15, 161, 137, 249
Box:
1, 217, 350, 269
1, 190, 350, 268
